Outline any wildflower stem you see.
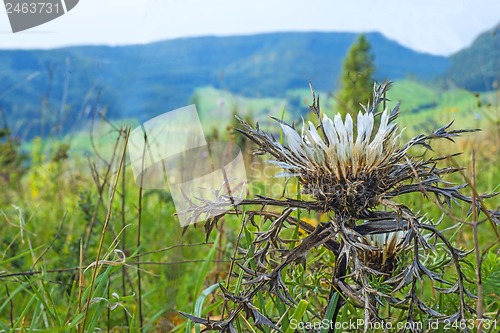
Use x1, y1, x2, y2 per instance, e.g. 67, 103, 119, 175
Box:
137, 129, 146, 330
471, 149, 484, 333
5, 285, 13, 327
120, 144, 130, 327
328, 256, 347, 333
81, 127, 130, 332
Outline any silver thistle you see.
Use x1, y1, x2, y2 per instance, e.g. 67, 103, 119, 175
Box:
181, 82, 498, 332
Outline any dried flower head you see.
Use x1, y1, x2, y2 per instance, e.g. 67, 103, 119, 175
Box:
360, 231, 408, 274
237, 82, 481, 221
271, 105, 401, 217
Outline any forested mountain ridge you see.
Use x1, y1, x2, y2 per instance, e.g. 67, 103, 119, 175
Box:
0, 32, 449, 137
445, 23, 500, 91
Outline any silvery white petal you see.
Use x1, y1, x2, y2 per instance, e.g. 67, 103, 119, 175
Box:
281, 124, 305, 156
301, 117, 306, 138
275, 172, 301, 178
302, 119, 314, 147
345, 114, 354, 144
369, 110, 388, 151
378, 109, 389, 135
266, 160, 300, 170
364, 112, 374, 144
355, 111, 365, 146
334, 113, 347, 144
308, 121, 327, 149
322, 114, 339, 146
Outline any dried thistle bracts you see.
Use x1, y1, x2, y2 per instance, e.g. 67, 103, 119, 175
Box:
237, 82, 481, 218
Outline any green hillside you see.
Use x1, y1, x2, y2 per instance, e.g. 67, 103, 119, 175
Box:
446, 22, 500, 91
60, 80, 493, 154
194, 79, 487, 125
0, 32, 448, 139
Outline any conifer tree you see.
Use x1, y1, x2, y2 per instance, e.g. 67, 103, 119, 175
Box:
336, 34, 375, 116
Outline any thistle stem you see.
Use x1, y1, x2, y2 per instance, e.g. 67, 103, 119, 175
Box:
329, 253, 347, 333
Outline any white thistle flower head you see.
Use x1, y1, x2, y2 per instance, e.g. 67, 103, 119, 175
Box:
236, 81, 477, 218
282, 108, 399, 181
272, 105, 401, 216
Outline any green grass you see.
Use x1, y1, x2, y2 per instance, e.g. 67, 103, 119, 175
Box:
24, 79, 498, 160
194, 79, 498, 138
2, 80, 499, 332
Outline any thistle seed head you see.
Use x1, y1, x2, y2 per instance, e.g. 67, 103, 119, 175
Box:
285, 108, 401, 215
360, 231, 407, 274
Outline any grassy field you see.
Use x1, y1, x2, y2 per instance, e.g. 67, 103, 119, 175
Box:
193, 79, 499, 134
1, 80, 499, 332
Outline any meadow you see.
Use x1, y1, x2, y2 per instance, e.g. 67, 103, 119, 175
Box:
0, 80, 499, 332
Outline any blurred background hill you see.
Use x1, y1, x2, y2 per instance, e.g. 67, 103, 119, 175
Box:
0, 23, 499, 140
446, 23, 500, 91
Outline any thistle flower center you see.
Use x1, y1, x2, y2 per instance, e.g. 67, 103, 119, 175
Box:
277, 110, 400, 215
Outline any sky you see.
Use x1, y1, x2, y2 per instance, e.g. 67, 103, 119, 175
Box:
0, 0, 499, 55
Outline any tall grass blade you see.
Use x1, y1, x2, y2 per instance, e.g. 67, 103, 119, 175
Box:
284, 299, 309, 333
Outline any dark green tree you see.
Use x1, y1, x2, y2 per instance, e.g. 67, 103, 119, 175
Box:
336, 34, 375, 116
